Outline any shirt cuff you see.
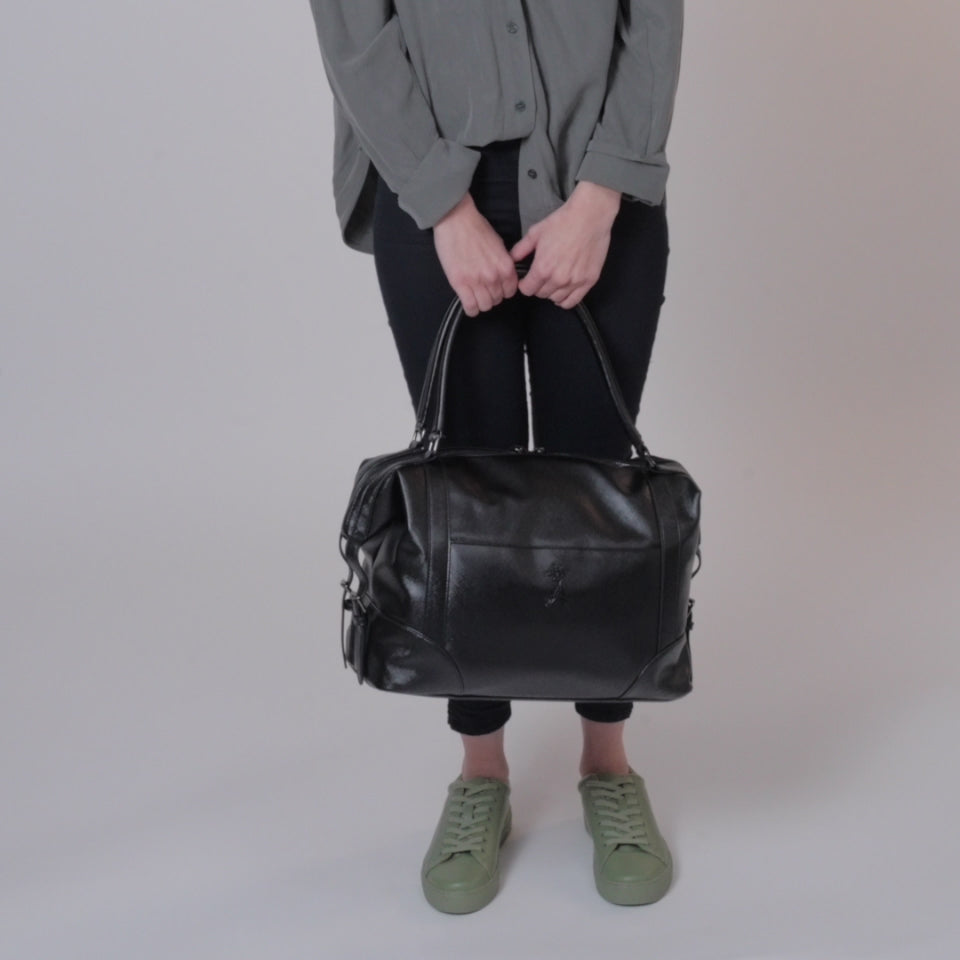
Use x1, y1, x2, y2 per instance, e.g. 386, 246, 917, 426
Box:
395, 138, 483, 229
575, 147, 669, 206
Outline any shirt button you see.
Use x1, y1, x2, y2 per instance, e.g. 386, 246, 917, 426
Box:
506, 21, 518, 33
526, 168, 537, 179
514, 99, 526, 112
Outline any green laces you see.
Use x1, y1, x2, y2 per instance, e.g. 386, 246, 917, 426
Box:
439, 781, 502, 856
584, 779, 653, 848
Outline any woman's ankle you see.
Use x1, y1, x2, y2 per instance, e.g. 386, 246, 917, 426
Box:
579, 716, 630, 776
460, 728, 510, 783
460, 762, 510, 784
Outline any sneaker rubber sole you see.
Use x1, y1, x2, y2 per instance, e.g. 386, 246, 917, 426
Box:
422, 803, 512, 913
582, 808, 671, 905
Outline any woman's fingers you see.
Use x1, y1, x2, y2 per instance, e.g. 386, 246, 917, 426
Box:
449, 254, 515, 316
434, 198, 521, 316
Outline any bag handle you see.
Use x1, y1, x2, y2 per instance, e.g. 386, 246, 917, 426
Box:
410, 261, 657, 468
410, 290, 461, 444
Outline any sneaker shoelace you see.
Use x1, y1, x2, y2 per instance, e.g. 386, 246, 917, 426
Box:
438, 781, 502, 856
584, 779, 654, 850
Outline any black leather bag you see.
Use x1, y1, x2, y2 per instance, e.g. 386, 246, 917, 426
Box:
338, 266, 702, 702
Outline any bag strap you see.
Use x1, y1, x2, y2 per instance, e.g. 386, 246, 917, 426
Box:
411, 261, 656, 467
410, 291, 461, 447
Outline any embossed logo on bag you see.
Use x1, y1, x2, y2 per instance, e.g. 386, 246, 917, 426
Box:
544, 560, 567, 607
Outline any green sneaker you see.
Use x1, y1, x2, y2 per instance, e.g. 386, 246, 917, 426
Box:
420, 774, 512, 914
578, 765, 673, 905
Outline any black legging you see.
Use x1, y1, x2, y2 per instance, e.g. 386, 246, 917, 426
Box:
371, 137, 669, 736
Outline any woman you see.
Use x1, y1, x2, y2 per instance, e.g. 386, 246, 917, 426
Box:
308, 0, 684, 913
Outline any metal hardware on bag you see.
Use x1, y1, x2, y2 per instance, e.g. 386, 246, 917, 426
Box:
339, 567, 356, 602
351, 601, 368, 685
339, 574, 360, 669
339, 573, 369, 683
339, 576, 354, 668
686, 597, 695, 632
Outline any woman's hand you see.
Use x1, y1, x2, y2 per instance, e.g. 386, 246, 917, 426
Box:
509, 181, 622, 309
432, 193, 520, 317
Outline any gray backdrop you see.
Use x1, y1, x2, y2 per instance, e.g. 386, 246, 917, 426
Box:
3, 2, 959, 958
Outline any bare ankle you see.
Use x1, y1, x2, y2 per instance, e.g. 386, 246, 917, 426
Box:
460, 728, 509, 784
579, 759, 630, 777
461, 762, 510, 785
579, 716, 631, 776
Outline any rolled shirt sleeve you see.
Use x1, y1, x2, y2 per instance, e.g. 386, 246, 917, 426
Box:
575, 0, 684, 205
307, 0, 482, 229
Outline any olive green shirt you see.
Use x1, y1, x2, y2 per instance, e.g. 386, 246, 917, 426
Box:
307, 1, 684, 254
